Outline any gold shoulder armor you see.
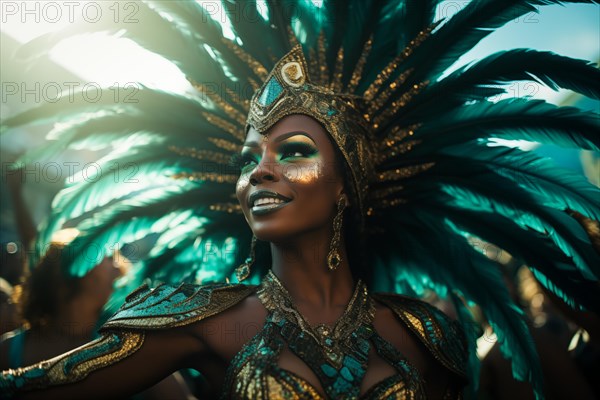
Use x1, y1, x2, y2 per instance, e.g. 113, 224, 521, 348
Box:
101, 282, 259, 331
372, 293, 468, 380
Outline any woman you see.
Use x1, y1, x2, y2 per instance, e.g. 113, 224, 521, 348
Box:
0, 51, 467, 398
1, 1, 599, 398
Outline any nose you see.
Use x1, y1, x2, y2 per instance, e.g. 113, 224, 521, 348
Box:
249, 160, 278, 186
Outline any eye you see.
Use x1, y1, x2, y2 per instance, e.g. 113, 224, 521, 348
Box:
240, 157, 257, 171
230, 152, 257, 171
279, 143, 317, 160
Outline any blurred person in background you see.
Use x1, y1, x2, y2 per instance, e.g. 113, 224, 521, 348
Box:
0, 276, 20, 335
0, 229, 124, 370
1, 166, 196, 399
478, 261, 597, 400
0, 231, 195, 399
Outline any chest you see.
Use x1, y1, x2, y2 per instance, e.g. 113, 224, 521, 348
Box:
216, 315, 425, 399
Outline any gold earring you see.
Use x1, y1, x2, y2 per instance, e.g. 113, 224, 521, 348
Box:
327, 195, 347, 271
236, 235, 256, 282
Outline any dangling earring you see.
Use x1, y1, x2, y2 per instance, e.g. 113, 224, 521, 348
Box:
327, 195, 347, 271
236, 235, 257, 282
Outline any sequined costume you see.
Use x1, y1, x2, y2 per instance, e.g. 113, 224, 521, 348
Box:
224, 272, 466, 399
1, 272, 466, 399
0, 331, 144, 397
1, 1, 599, 398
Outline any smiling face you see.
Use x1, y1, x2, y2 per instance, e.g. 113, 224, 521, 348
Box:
235, 114, 346, 242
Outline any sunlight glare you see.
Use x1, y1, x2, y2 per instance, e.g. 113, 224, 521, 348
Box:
487, 138, 541, 151
48, 33, 193, 93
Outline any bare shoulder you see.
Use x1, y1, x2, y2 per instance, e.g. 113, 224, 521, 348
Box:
189, 292, 267, 361
100, 282, 263, 362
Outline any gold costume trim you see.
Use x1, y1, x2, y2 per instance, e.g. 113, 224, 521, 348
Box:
372, 293, 468, 380
101, 283, 258, 330
0, 331, 144, 394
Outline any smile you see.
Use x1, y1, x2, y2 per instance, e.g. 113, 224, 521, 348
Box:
248, 190, 292, 215
251, 198, 290, 215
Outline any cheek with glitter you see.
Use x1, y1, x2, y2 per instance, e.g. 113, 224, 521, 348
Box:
236, 176, 250, 201
283, 162, 322, 183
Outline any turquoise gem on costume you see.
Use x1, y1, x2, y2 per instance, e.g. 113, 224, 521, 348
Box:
327, 108, 337, 116
343, 356, 363, 375
258, 76, 283, 106
340, 366, 354, 381
235, 263, 250, 282
321, 364, 337, 378
333, 378, 352, 393
357, 339, 370, 353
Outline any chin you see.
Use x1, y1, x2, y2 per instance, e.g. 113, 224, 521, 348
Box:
244, 203, 330, 243
250, 221, 324, 245
250, 223, 295, 243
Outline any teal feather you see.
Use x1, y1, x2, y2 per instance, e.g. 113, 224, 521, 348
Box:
2, 88, 211, 136
440, 207, 599, 310
443, 49, 600, 100
403, 0, 599, 85
61, 198, 199, 277
451, 293, 481, 398
400, 49, 600, 119
405, 99, 599, 151
440, 143, 600, 221
371, 209, 543, 397
38, 151, 205, 246
437, 179, 598, 280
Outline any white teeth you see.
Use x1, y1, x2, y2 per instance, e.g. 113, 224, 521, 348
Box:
254, 197, 285, 207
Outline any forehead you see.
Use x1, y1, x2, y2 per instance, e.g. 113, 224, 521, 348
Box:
245, 114, 332, 145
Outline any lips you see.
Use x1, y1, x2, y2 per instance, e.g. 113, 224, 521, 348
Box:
248, 190, 292, 208
248, 190, 292, 215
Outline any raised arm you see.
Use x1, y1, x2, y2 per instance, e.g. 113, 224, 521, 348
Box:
1, 325, 204, 400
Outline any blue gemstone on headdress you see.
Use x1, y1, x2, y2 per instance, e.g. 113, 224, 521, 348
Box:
258, 76, 283, 106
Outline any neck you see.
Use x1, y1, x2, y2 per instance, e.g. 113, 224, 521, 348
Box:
270, 229, 355, 310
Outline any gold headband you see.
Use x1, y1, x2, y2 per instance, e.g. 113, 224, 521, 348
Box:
246, 45, 374, 220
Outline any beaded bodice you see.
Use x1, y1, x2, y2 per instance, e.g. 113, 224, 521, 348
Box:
221, 271, 426, 399
1, 279, 466, 399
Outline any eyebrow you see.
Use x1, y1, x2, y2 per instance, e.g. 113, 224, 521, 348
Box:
242, 131, 315, 148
